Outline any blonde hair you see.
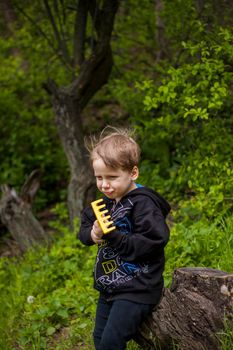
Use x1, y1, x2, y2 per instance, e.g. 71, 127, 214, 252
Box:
86, 126, 141, 171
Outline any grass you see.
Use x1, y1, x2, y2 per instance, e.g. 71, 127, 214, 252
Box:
0, 210, 232, 349
164, 215, 233, 287
217, 318, 233, 350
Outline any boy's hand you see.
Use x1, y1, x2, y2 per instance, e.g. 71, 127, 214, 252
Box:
91, 220, 104, 244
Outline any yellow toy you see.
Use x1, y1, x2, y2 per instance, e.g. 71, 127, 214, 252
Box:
91, 199, 116, 234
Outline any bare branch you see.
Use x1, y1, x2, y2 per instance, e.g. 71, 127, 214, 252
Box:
43, 0, 61, 44
20, 169, 42, 205
53, 0, 68, 53
88, 0, 101, 36
13, 3, 73, 72
53, 0, 63, 34
43, 0, 71, 65
13, 4, 56, 52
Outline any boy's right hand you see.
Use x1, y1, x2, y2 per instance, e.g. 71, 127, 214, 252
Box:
91, 220, 104, 244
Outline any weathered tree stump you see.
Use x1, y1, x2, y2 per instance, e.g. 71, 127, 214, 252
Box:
137, 267, 233, 350
0, 170, 48, 252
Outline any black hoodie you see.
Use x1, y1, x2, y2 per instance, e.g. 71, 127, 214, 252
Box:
78, 186, 170, 304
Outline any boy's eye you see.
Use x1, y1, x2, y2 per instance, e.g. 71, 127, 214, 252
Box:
95, 176, 117, 180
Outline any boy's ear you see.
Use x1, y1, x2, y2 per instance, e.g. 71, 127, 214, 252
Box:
131, 166, 139, 180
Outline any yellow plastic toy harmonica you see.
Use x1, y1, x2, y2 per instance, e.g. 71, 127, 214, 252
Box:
91, 198, 116, 234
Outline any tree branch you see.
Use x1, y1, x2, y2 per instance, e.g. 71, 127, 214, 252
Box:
58, 0, 66, 23
53, 0, 68, 48
73, 0, 89, 67
43, 0, 71, 65
14, 4, 56, 52
68, 0, 119, 108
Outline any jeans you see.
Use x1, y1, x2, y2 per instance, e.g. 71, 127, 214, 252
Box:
93, 295, 154, 350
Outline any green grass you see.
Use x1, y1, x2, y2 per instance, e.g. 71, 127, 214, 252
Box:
217, 318, 233, 350
0, 210, 232, 349
164, 215, 233, 287
0, 222, 96, 349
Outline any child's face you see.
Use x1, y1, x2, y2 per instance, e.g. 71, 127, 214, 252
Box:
93, 157, 139, 202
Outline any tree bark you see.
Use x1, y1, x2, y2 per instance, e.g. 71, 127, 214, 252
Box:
0, 170, 48, 252
137, 267, 233, 350
45, 79, 96, 226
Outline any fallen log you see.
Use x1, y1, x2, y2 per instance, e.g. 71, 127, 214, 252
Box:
137, 267, 233, 350
0, 170, 48, 252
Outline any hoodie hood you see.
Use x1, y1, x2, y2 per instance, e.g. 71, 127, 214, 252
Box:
126, 186, 171, 218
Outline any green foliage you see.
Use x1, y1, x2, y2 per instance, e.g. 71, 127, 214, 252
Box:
109, 1, 233, 224
108, 0, 157, 119
139, 31, 232, 117
0, 27, 69, 208
134, 28, 233, 220
0, 215, 97, 349
0, 2, 77, 209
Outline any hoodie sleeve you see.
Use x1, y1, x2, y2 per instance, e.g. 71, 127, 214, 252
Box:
104, 197, 170, 262
78, 207, 96, 246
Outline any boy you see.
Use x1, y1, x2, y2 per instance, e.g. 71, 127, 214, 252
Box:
78, 127, 170, 350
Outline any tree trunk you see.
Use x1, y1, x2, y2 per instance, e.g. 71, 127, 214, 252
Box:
44, 1, 120, 225
0, 170, 48, 252
137, 267, 233, 350
45, 80, 97, 225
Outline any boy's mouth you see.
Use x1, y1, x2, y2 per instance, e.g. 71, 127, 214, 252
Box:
103, 191, 114, 196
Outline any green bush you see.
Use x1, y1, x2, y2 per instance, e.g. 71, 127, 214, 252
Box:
134, 28, 233, 221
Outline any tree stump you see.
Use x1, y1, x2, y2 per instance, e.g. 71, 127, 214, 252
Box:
137, 267, 233, 350
0, 170, 48, 252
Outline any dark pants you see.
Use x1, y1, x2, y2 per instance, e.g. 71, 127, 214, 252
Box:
93, 295, 154, 350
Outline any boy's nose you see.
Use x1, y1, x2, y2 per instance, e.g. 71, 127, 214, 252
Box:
102, 179, 110, 188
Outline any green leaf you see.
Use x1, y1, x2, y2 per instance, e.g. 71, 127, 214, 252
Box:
46, 326, 56, 336
56, 308, 69, 319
